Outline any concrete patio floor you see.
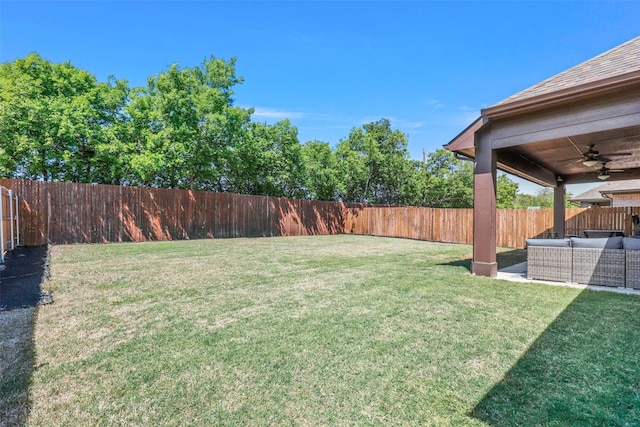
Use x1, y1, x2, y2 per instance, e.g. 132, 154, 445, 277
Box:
496, 262, 640, 295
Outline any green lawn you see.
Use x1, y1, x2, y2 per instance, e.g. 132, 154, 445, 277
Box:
2, 235, 640, 426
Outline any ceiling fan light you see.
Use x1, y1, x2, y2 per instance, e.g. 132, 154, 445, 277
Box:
598, 173, 610, 180
583, 159, 599, 167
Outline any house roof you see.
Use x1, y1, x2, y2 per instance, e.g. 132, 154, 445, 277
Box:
570, 178, 640, 203
445, 35, 640, 187
569, 187, 609, 205
489, 36, 640, 111
442, 117, 483, 154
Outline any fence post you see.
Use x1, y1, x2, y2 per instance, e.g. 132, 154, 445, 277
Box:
14, 192, 19, 247
9, 189, 14, 250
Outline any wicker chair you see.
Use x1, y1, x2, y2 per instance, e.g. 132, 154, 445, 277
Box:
571, 249, 626, 287
624, 237, 640, 289
526, 238, 572, 282
570, 237, 625, 287
626, 251, 640, 289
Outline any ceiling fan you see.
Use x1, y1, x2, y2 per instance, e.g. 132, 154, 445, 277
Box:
577, 144, 632, 167
596, 162, 625, 180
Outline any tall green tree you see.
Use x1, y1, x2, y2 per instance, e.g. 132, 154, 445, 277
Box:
336, 119, 411, 204
126, 56, 251, 189
514, 187, 573, 208
0, 53, 129, 182
417, 149, 521, 208
496, 173, 520, 208
422, 149, 474, 208
225, 120, 306, 198
301, 140, 340, 200
398, 160, 430, 206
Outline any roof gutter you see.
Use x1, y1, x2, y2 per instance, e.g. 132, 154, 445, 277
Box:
454, 153, 474, 162
598, 192, 615, 208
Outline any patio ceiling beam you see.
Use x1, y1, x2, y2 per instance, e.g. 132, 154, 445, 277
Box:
495, 154, 558, 187
488, 90, 640, 150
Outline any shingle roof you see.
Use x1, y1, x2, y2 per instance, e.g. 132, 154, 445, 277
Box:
493, 36, 640, 107
569, 187, 609, 204
571, 178, 640, 203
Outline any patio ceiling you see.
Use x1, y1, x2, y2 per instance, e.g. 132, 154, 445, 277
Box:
470, 122, 640, 186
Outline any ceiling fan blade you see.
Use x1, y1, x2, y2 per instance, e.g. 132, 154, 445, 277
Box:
598, 152, 632, 157
594, 156, 612, 163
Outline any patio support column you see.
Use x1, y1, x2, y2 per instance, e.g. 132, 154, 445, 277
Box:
553, 182, 566, 238
472, 129, 497, 277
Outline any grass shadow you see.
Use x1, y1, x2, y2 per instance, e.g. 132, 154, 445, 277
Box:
471, 289, 640, 425
438, 248, 527, 272
0, 307, 37, 425
496, 248, 527, 269
442, 258, 472, 271
0, 246, 49, 425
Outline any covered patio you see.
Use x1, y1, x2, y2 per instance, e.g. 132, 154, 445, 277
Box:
446, 35, 640, 277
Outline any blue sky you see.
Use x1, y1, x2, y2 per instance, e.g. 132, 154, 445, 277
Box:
2, 1, 639, 195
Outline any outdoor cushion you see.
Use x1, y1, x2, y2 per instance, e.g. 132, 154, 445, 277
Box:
623, 237, 640, 251
525, 238, 571, 248
570, 236, 623, 249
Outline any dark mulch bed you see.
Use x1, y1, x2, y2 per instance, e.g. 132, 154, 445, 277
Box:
1, 245, 50, 311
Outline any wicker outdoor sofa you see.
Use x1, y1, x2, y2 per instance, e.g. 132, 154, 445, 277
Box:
526, 236, 640, 289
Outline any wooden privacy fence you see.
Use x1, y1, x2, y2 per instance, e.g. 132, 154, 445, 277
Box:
3, 179, 640, 249
345, 206, 474, 245
346, 205, 640, 249
0, 179, 362, 246
1, 185, 19, 263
